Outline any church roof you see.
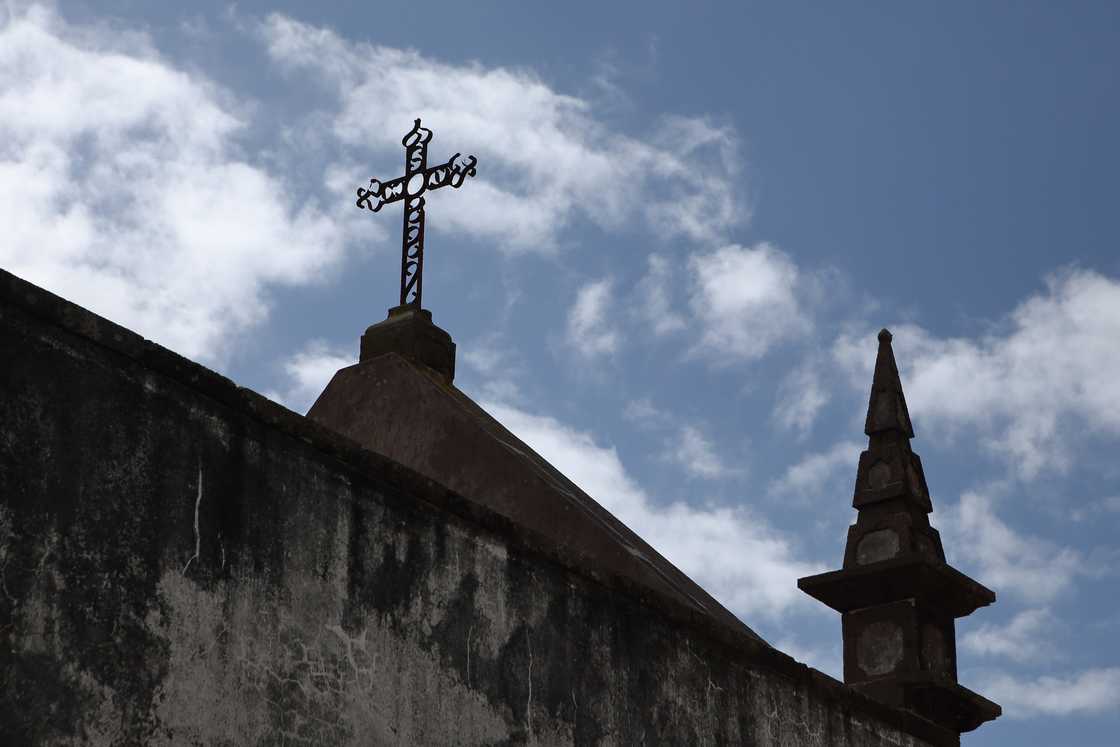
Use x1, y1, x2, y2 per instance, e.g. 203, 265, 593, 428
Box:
308, 340, 763, 642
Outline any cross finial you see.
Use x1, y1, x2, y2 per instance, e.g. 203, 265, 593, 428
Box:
356, 119, 478, 308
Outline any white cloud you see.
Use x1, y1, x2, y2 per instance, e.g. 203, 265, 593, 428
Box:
0, 6, 352, 364
622, 398, 671, 428
1071, 495, 1120, 522
980, 668, 1120, 718
768, 440, 863, 502
461, 344, 505, 377
265, 340, 353, 413
566, 279, 619, 357
619, 397, 737, 480
832, 269, 1120, 477
260, 14, 744, 253
689, 243, 812, 361
773, 636, 842, 680
773, 358, 830, 435
665, 425, 735, 480
482, 401, 823, 621
634, 254, 687, 336
460, 337, 525, 404
960, 608, 1056, 662
942, 491, 1097, 604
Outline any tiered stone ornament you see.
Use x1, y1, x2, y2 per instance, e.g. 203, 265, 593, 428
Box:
798, 329, 1001, 741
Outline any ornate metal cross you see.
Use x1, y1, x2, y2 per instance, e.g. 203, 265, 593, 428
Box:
356, 119, 478, 308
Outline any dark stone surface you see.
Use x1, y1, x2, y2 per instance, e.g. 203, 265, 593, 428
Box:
798, 554, 995, 619
359, 304, 455, 382
1, 269, 948, 746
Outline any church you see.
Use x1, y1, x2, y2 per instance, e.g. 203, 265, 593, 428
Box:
0, 121, 999, 745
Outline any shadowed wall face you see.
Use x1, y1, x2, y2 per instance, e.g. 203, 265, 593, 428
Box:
0, 272, 944, 746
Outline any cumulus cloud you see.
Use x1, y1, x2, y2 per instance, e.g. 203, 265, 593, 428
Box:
980, 668, 1120, 718
461, 344, 505, 378
832, 269, 1120, 477
664, 425, 736, 480
622, 397, 672, 428
265, 340, 353, 413
772, 358, 830, 435
620, 398, 737, 480
1070, 495, 1120, 522
460, 336, 526, 404
768, 440, 863, 502
773, 636, 842, 680
261, 14, 744, 253
689, 243, 812, 362
0, 6, 351, 364
566, 279, 619, 357
482, 401, 823, 621
960, 608, 1056, 663
634, 254, 687, 336
942, 491, 1099, 604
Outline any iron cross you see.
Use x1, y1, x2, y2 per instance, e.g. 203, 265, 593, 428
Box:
356, 119, 478, 308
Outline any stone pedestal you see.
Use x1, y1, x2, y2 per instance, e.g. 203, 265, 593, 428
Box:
359, 304, 456, 383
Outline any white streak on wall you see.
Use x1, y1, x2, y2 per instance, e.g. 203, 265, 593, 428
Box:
526, 627, 534, 742
182, 463, 202, 575
466, 624, 474, 688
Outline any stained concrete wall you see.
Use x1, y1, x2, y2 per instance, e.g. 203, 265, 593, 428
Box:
0, 269, 949, 746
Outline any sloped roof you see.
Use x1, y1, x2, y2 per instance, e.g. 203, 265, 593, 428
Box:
308, 351, 763, 642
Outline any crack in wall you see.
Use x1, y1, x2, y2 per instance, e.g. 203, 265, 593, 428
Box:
181, 463, 202, 576
466, 624, 474, 688
526, 627, 534, 743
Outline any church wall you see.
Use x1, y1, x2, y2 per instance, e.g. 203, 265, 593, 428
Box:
0, 270, 947, 746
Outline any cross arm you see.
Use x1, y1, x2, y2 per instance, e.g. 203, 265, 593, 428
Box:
356, 174, 408, 212
423, 153, 478, 192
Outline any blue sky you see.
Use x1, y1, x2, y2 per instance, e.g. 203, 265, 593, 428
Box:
3, 2, 1119, 743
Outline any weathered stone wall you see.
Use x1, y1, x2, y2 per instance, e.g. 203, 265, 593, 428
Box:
0, 270, 948, 746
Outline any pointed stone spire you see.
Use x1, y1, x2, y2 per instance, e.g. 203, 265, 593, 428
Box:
798, 328, 1000, 741
864, 329, 914, 439
852, 329, 930, 515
